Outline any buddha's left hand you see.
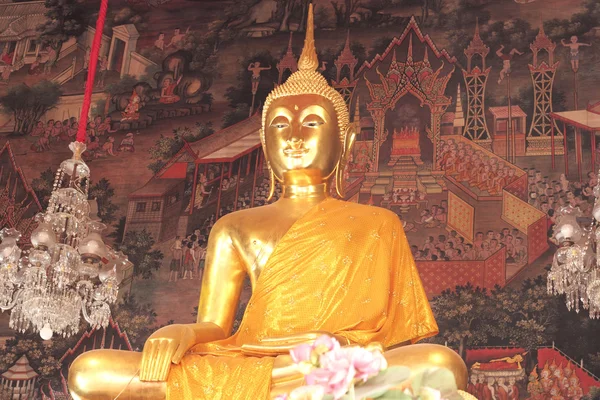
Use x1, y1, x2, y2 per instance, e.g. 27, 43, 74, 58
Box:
139, 322, 225, 381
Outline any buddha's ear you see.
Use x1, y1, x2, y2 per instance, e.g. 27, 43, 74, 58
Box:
342, 125, 356, 159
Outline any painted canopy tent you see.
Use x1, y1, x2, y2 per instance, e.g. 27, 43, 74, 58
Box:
125, 115, 266, 242
550, 101, 600, 181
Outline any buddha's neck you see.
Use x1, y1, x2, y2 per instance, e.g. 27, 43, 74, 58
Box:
281, 169, 328, 201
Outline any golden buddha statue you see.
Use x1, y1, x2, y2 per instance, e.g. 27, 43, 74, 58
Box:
68, 6, 467, 399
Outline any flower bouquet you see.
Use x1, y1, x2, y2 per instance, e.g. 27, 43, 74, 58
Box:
275, 335, 463, 400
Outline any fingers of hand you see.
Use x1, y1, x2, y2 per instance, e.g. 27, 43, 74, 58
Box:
171, 329, 193, 365
140, 339, 176, 382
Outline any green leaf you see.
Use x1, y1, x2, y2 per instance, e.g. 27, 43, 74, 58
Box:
409, 368, 461, 400
372, 390, 412, 400
353, 367, 411, 399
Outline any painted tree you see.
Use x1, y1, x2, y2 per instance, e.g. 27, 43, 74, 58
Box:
429, 284, 493, 359
492, 278, 561, 352
0, 82, 62, 136
330, 0, 361, 28
147, 122, 214, 172
89, 178, 119, 224
108, 216, 127, 243
36, 0, 88, 66
31, 167, 55, 207
111, 294, 158, 350
0, 335, 63, 388
116, 229, 164, 279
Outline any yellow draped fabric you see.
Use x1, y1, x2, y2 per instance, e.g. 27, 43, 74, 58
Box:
168, 198, 438, 399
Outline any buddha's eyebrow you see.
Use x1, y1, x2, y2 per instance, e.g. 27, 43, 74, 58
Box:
299, 105, 329, 122
268, 107, 293, 125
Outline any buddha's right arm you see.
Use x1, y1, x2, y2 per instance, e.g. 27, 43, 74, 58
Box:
139, 220, 245, 382
195, 218, 245, 334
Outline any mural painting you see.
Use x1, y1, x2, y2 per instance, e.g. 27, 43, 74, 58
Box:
0, 0, 600, 398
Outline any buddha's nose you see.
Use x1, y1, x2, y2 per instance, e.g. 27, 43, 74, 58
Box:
286, 138, 304, 150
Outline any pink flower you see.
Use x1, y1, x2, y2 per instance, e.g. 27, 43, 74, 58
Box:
291, 344, 313, 363
288, 337, 388, 400
307, 348, 356, 399
313, 335, 341, 352
350, 347, 388, 382
274, 395, 288, 400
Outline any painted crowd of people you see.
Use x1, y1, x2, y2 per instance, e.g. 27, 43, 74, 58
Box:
409, 226, 527, 263
30, 114, 135, 159
527, 360, 584, 400
439, 139, 520, 195
467, 375, 520, 400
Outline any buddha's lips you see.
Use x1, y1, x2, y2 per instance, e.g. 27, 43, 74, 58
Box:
283, 148, 309, 158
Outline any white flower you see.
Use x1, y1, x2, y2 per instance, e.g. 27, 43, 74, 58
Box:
420, 387, 442, 400
289, 385, 326, 400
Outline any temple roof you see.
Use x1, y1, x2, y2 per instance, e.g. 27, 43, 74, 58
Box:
0, 1, 46, 41
1, 355, 38, 381
129, 178, 184, 198
157, 115, 262, 177
356, 16, 456, 77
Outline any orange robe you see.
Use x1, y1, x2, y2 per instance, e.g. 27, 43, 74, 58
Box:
498, 385, 509, 400
167, 198, 438, 399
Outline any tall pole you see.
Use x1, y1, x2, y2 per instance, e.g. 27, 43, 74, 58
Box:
592, 130, 596, 171
251, 150, 259, 208
189, 163, 199, 215
573, 60, 581, 181
215, 163, 225, 221
573, 69, 579, 111
233, 162, 241, 211
563, 122, 569, 177
250, 91, 256, 118
551, 116, 555, 169
507, 74, 513, 162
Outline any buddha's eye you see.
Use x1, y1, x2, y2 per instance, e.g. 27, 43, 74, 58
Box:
272, 122, 289, 129
302, 121, 324, 128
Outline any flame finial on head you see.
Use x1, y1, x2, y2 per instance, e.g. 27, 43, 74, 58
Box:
298, 3, 318, 71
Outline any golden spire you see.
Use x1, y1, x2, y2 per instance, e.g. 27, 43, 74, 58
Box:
298, 3, 318, 71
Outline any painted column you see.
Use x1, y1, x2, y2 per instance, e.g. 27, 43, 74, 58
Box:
189, 163, 199, 215
215, 163, 225, 221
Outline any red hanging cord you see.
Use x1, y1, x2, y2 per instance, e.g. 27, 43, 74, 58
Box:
76, 0, 109, 143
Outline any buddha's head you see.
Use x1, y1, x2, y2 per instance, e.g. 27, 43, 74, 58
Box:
261, 3, 354, 199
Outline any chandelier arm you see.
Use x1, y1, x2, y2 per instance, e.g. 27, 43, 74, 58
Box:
0, 288, 22, 311
80, 299, 95, 326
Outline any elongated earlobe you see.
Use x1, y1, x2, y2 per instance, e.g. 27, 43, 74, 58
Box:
267, 162, 276, 202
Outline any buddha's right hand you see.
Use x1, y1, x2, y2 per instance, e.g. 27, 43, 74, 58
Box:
139, 322, 225, 382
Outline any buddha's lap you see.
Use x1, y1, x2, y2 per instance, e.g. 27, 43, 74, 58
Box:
68, 344, 467, 399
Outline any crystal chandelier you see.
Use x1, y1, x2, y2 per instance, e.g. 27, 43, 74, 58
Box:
549, 182, 600, 319
0, 142, 131, 339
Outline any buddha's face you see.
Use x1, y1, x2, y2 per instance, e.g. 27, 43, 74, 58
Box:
264, 94, 343, 180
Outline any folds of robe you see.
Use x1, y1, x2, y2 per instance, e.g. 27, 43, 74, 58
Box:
167, 198, 438, 400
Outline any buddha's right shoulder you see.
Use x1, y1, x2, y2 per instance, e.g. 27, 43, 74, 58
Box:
210, 204, 274, 232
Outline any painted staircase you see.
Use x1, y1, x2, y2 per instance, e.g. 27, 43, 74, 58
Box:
417, 170, 443, 194
370, 170, 393, 195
